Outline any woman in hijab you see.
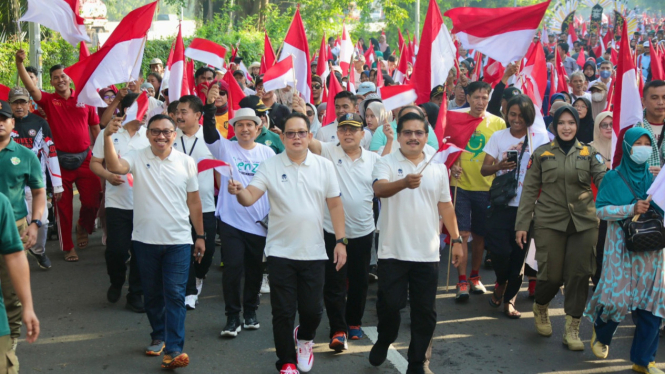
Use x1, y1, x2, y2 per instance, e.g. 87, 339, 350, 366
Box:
365, 101, 393, 134
573, 97, 594, 143
590, 112, 613, 289
516, 105, 606, 351
584, 127, 665, 373
378, 34, 391, 56
583, 61, 597, 83
305, 102, 321, 137
560, 91, 572, 104
544, 94, 567, 127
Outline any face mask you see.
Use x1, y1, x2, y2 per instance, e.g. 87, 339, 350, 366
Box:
600, 70, 611, 79
592, 92, 605, 102
628, 144, 653, 164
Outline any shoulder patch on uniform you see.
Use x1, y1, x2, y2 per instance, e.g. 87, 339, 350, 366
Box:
541, 151, 554, 157
527, 158, 533, 170
580, 146, 589, 156
595, 153, 603, 163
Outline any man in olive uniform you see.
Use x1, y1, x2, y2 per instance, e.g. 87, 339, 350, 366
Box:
515, 134, 605, 351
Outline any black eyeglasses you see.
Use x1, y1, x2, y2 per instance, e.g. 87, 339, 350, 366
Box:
149, 129, 175, 136
284, 130, 308, 139
400, 130, 427, 138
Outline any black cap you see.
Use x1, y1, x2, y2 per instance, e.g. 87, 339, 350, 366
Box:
502, 86, 522, 100
430, 85, 445, 99
0, 100, 12, 119
337, 113, 363, 127
233, 70, 245, 78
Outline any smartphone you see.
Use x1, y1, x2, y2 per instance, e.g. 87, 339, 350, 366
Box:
506, 150, 518, 164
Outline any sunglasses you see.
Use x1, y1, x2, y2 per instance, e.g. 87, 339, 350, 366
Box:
599, 122, 612, 129
284, 130, 308, 139
312, 84, 322, 89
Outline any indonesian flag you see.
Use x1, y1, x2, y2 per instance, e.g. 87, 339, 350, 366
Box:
483, 58, 505, 87
64, 2, 157, 107
186, 59, 196, 97
568, 24, 578, 49
381, 84, 417, 113
554, 47, 569, 93
0, 84, 9, 101
471, 52, 483, 81
398, 28, 407, 58
167, 24, 189, 103
186, 38, 227, 70
316, 35, 331, 82
649, 41, 664, 81
238, 61, 253, 82
444, 1, 550, 65
261, 32, 277, 75
364, 43, 376, 66
20, 0, 90, 47
122, 91, 150, 125
79, 42, 90, 60
323, 72, 344, 126
431, 143, 468, 168
262, 55, 295, 93
278, 8, 312, 103
221, 70, 246, 139
435, 109, 484, 168
376, 64, 385, 90
339, 24, 354, 77
411, 0, 456, 105
198, 159, 232, 178
576, 47, 586, 67
347, 62, 356, 94
611, 19, 643, 168
540, 28, 549, 45
394, 44, 410, 84
647, 170, 665, 210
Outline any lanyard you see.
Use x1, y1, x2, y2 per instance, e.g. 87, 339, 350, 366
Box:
181, 136, 198, 156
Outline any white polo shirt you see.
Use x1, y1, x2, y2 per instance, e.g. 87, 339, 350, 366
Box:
123, 147, 199, 245
173, 126, 215, 213
206, 136, 275, 236
92, 127, 149, 210
320, 142, 379, 238
315, 121, 373, 150
373, 149, 451, 262
249, 151, 341, 260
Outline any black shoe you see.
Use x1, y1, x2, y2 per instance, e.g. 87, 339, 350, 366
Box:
107, 285, 122, 303
368, 265, 378, 283
221, 315, 241, 337
243, 312, 260, 330
27, 249, 52, 270
126, 297, 145, 313
369, 341, 390, 366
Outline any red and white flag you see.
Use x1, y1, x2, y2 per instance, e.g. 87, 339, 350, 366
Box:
339, 24, 354, 77
79, 42, 90, 60
433, 100, 483, 169
471, 52, 483, 81
380, 84, 417, 112
222, 70, 247, 139
444, 1, 550, 65
64, 2, 157, 107
398, 28, 407, 59
554, 47, 569, 93
261, 32, 277, 75
20, 0, 90, 46
393, 44, 411, 84
482, 58, 505, 87
167, 24, 189, 103
411, 0, 456, 104
186, 38, 227, 70
649, 41, 664, 81
364, 43, 376, 66
515, 41, 547, 110
198, 159, 232, 178
611, 19, 644, 168
262, 55, 295, 93
323, 73, 344, 126
568, 24, 578, 50
316, 34, 331, 82
576, 46, 586, 68
122, 91, 150, 124
278, 8, 312, 103
430, 143, 467, 167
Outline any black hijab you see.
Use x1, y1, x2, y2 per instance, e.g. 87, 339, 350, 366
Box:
419, 102, 440, 130
572, 97, 594, 143
551, 105, 580, 154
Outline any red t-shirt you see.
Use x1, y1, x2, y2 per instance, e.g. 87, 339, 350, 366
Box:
35, 90, 99, 153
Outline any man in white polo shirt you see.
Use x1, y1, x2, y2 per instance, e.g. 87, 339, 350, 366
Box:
229, 112, 347, 374
308, 112, 379, 350
370, 112, 463, 374
202, 85, 275, 337
173, 95, 217, 310
315, 91, 372, 149
91, 93, 149, 313
103, 114, 205, 370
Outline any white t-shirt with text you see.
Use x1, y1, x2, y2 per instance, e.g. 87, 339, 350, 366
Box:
482, 128, 530, 207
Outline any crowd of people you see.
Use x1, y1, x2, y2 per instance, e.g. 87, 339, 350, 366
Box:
0, 20, 665, 374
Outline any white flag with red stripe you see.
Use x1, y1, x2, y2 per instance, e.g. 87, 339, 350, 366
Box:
278, 8, 312, 103
64, 2, 157, 107
444, 1, 550, 65
430, 143, 467, 166
198, 159, 232, 178
262, 55, 295, 93
185, 38, 227, 70
122, 91, 150, 124
381, 84, 417, 112
339, 24, 354, 76
20, 0, 90, 46
168, 24, 190, 103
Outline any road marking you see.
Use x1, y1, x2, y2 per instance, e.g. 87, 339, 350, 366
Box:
363, 326, 408, 374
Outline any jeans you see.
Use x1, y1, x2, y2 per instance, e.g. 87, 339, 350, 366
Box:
323, 231, 373, 335
185, 212, 217, 296
105, 208, 142, 302
133, 242, 191, 354
268, 256, 325, 371
219, 221, 266, 317
594, 308, 662, 367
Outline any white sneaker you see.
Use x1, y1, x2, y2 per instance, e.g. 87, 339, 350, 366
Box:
185, 295, 197, 310
260, 274, 270, 294
196, 278, 204, 296
294, 326, 314, 372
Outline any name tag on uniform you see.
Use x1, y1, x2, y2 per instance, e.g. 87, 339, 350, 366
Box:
576, 156, 589, 161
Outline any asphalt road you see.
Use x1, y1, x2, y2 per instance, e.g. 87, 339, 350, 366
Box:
16, 198, 665, 374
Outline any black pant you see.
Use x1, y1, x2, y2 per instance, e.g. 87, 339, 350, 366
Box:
485, 207, 528, 303
592, 220, 608, 287
219, 221, 266, 317
323, 231, 373, 336
105, 208, 142, 301
185, 212, 217, 296
268, 256, 325, 371
376, 259, 438, 369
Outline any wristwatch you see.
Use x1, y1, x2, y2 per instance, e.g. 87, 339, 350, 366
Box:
30, 219, 43, 228
195, 234, 206, 240
451, 236, 463, 244
336, 237, 348, 245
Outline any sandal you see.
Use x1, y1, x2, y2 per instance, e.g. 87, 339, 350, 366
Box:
76, 224, 89, 249
64, 249, 79, 262
489, 283, 506, 308
504, 302, 521, 319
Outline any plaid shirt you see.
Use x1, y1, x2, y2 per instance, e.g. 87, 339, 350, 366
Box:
634, 110, 665, 168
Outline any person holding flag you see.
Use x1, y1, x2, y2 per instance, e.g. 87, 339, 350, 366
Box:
584, 127, 664, 374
